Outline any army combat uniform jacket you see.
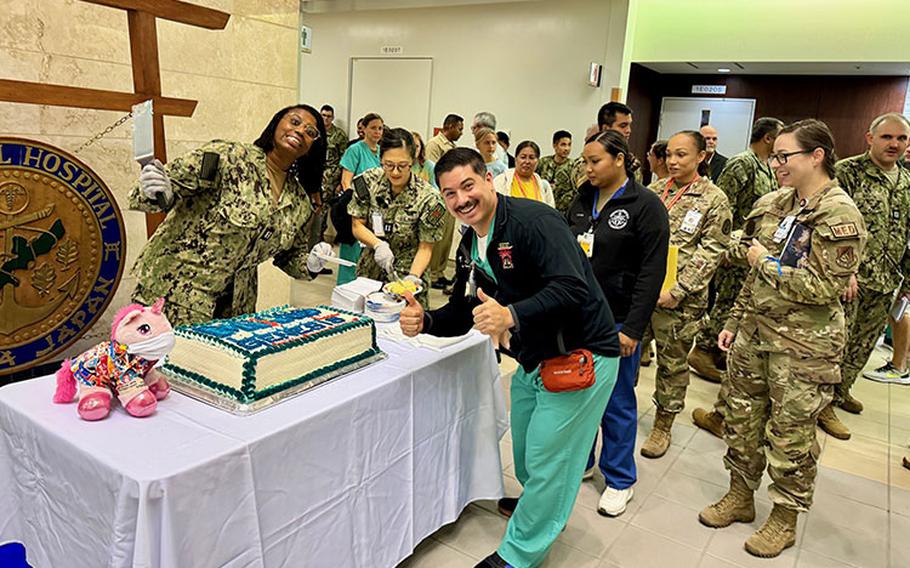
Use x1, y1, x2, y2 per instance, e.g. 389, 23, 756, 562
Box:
835, 152, 910, 295
718, 149, 778, 230
347, 167, 447, 283
726, 183, 867, 378
322, 124, 348, 199
129, 140, 314, 326
648, 176, 733, 309
538, 155, 575, 213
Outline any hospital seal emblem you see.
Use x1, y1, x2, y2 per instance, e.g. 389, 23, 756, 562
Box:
0, 138, 126, 376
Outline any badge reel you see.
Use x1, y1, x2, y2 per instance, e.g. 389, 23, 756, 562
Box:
773, 215, 796, 243
578, 230, 594, 258
371, 212, 385, 237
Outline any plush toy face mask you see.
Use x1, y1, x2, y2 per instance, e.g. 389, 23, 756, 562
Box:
114, 297, 174, 359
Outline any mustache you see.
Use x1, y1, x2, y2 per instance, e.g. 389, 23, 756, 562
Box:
455, 200, 478, 214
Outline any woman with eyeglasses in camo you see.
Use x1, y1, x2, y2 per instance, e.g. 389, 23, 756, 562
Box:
348, 128, 448, 308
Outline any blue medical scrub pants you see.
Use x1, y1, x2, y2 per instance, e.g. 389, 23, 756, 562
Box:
586, 331, 641, 490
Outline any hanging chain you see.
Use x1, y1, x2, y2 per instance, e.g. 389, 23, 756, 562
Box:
72, 111, 133, 155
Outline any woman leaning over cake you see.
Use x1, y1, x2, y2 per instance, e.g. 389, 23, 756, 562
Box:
493, 140, 555, 207
639, 129, 732, 459
348, 128, 447, 308
128, 104, 335, 327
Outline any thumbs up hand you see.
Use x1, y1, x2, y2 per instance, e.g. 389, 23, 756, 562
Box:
399, 291, 424, 337
472, 288, 514, 339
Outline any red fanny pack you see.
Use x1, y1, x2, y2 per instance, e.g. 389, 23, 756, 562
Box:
539, 348, 595, 392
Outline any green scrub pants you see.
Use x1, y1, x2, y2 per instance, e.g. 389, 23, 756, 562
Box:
498, 354, 619, 567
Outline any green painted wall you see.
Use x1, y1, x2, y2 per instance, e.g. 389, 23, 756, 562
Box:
631, 0, 910, 63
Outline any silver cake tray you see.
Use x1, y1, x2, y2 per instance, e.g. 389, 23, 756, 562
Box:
162, 351, 387, 416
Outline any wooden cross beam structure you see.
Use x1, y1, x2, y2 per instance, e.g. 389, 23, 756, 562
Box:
0, 0, 230, 236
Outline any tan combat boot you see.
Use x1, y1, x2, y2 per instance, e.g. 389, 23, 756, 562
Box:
838, 393, 864, 414
687, 345, 723, 383
692, 407, 724, 439
817, 403, 851, 440
640, 409, 675, 458
698, 473, 755, 528
744, 504, 798, 558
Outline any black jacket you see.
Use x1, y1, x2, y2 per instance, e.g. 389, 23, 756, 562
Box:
708, 152, 728, 183
424, 195, 619, 371
566, 180, 670, 341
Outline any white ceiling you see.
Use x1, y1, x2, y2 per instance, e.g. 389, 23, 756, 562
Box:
639, 61, 910, 76
301, 0, 540, 13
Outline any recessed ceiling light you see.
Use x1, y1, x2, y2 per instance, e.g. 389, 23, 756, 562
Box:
718, 68, 731, 73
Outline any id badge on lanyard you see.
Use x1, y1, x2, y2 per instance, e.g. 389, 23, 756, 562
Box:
773, 215, 796, 243
578, 230, 594, 258
371, 212, 385, 237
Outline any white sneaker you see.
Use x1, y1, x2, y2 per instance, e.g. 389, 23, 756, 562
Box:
597, 486, 633, 517
582, 466, 596, 481
863, 362, 910, 385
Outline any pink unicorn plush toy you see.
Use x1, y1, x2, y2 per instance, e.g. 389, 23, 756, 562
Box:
53, 298, 175, 421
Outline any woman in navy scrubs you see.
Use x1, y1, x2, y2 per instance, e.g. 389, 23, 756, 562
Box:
567, 130, 670, 517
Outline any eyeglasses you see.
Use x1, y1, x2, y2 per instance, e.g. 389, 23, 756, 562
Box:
381, 161, 412, 173
301, 125, 321, 141
768, 150, 812, 165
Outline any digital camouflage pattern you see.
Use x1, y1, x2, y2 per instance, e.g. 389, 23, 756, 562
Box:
725, 182, 867, 366
721, 181, 866, 512
347, 167, 447, 307
835, 153, 910, 293
835, 153, 910, 402
129, 141, 313, 327
695, 150, 778, 351
838, 288, 892, 403
723, 331, 834, 512
537, 155, 576, 213
322, 123, 348, 200
649, 176, 732, 412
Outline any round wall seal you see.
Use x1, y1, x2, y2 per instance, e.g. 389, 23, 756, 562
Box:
0, 138, 126, 376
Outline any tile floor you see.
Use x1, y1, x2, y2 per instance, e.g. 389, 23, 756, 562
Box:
288, 267, 909, 568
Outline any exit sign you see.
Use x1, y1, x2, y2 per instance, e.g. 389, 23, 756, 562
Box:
692, 84, 727, 95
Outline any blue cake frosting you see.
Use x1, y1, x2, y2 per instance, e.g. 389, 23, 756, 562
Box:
163, 305, 381, 404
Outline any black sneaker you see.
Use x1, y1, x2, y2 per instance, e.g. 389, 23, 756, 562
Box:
475, 552, 511, 568
431, 278, 450, 290
497, 496, 519, 518
319, 268, 333, 275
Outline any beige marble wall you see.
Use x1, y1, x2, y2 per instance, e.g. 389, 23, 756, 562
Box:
0, 0, 300, 361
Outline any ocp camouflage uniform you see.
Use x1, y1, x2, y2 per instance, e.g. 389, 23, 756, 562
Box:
347, 167, 447, 308
538, 155, 576, 213
649, 176, 732, 413
723, 182, 866, 511
129, 140, 313, 327
322, 123, 348, 201
835, 153, 910, 405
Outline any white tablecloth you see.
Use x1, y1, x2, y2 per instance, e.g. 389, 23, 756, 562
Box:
0, 332, 507, 568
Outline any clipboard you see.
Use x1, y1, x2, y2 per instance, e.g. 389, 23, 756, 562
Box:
661, 245, 679, 294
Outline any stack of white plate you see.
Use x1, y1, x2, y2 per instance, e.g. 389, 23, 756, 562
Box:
364, 292, 406, 323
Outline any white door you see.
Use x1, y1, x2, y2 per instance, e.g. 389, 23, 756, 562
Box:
657, 97, 756, 158
349, 58, 433, 139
